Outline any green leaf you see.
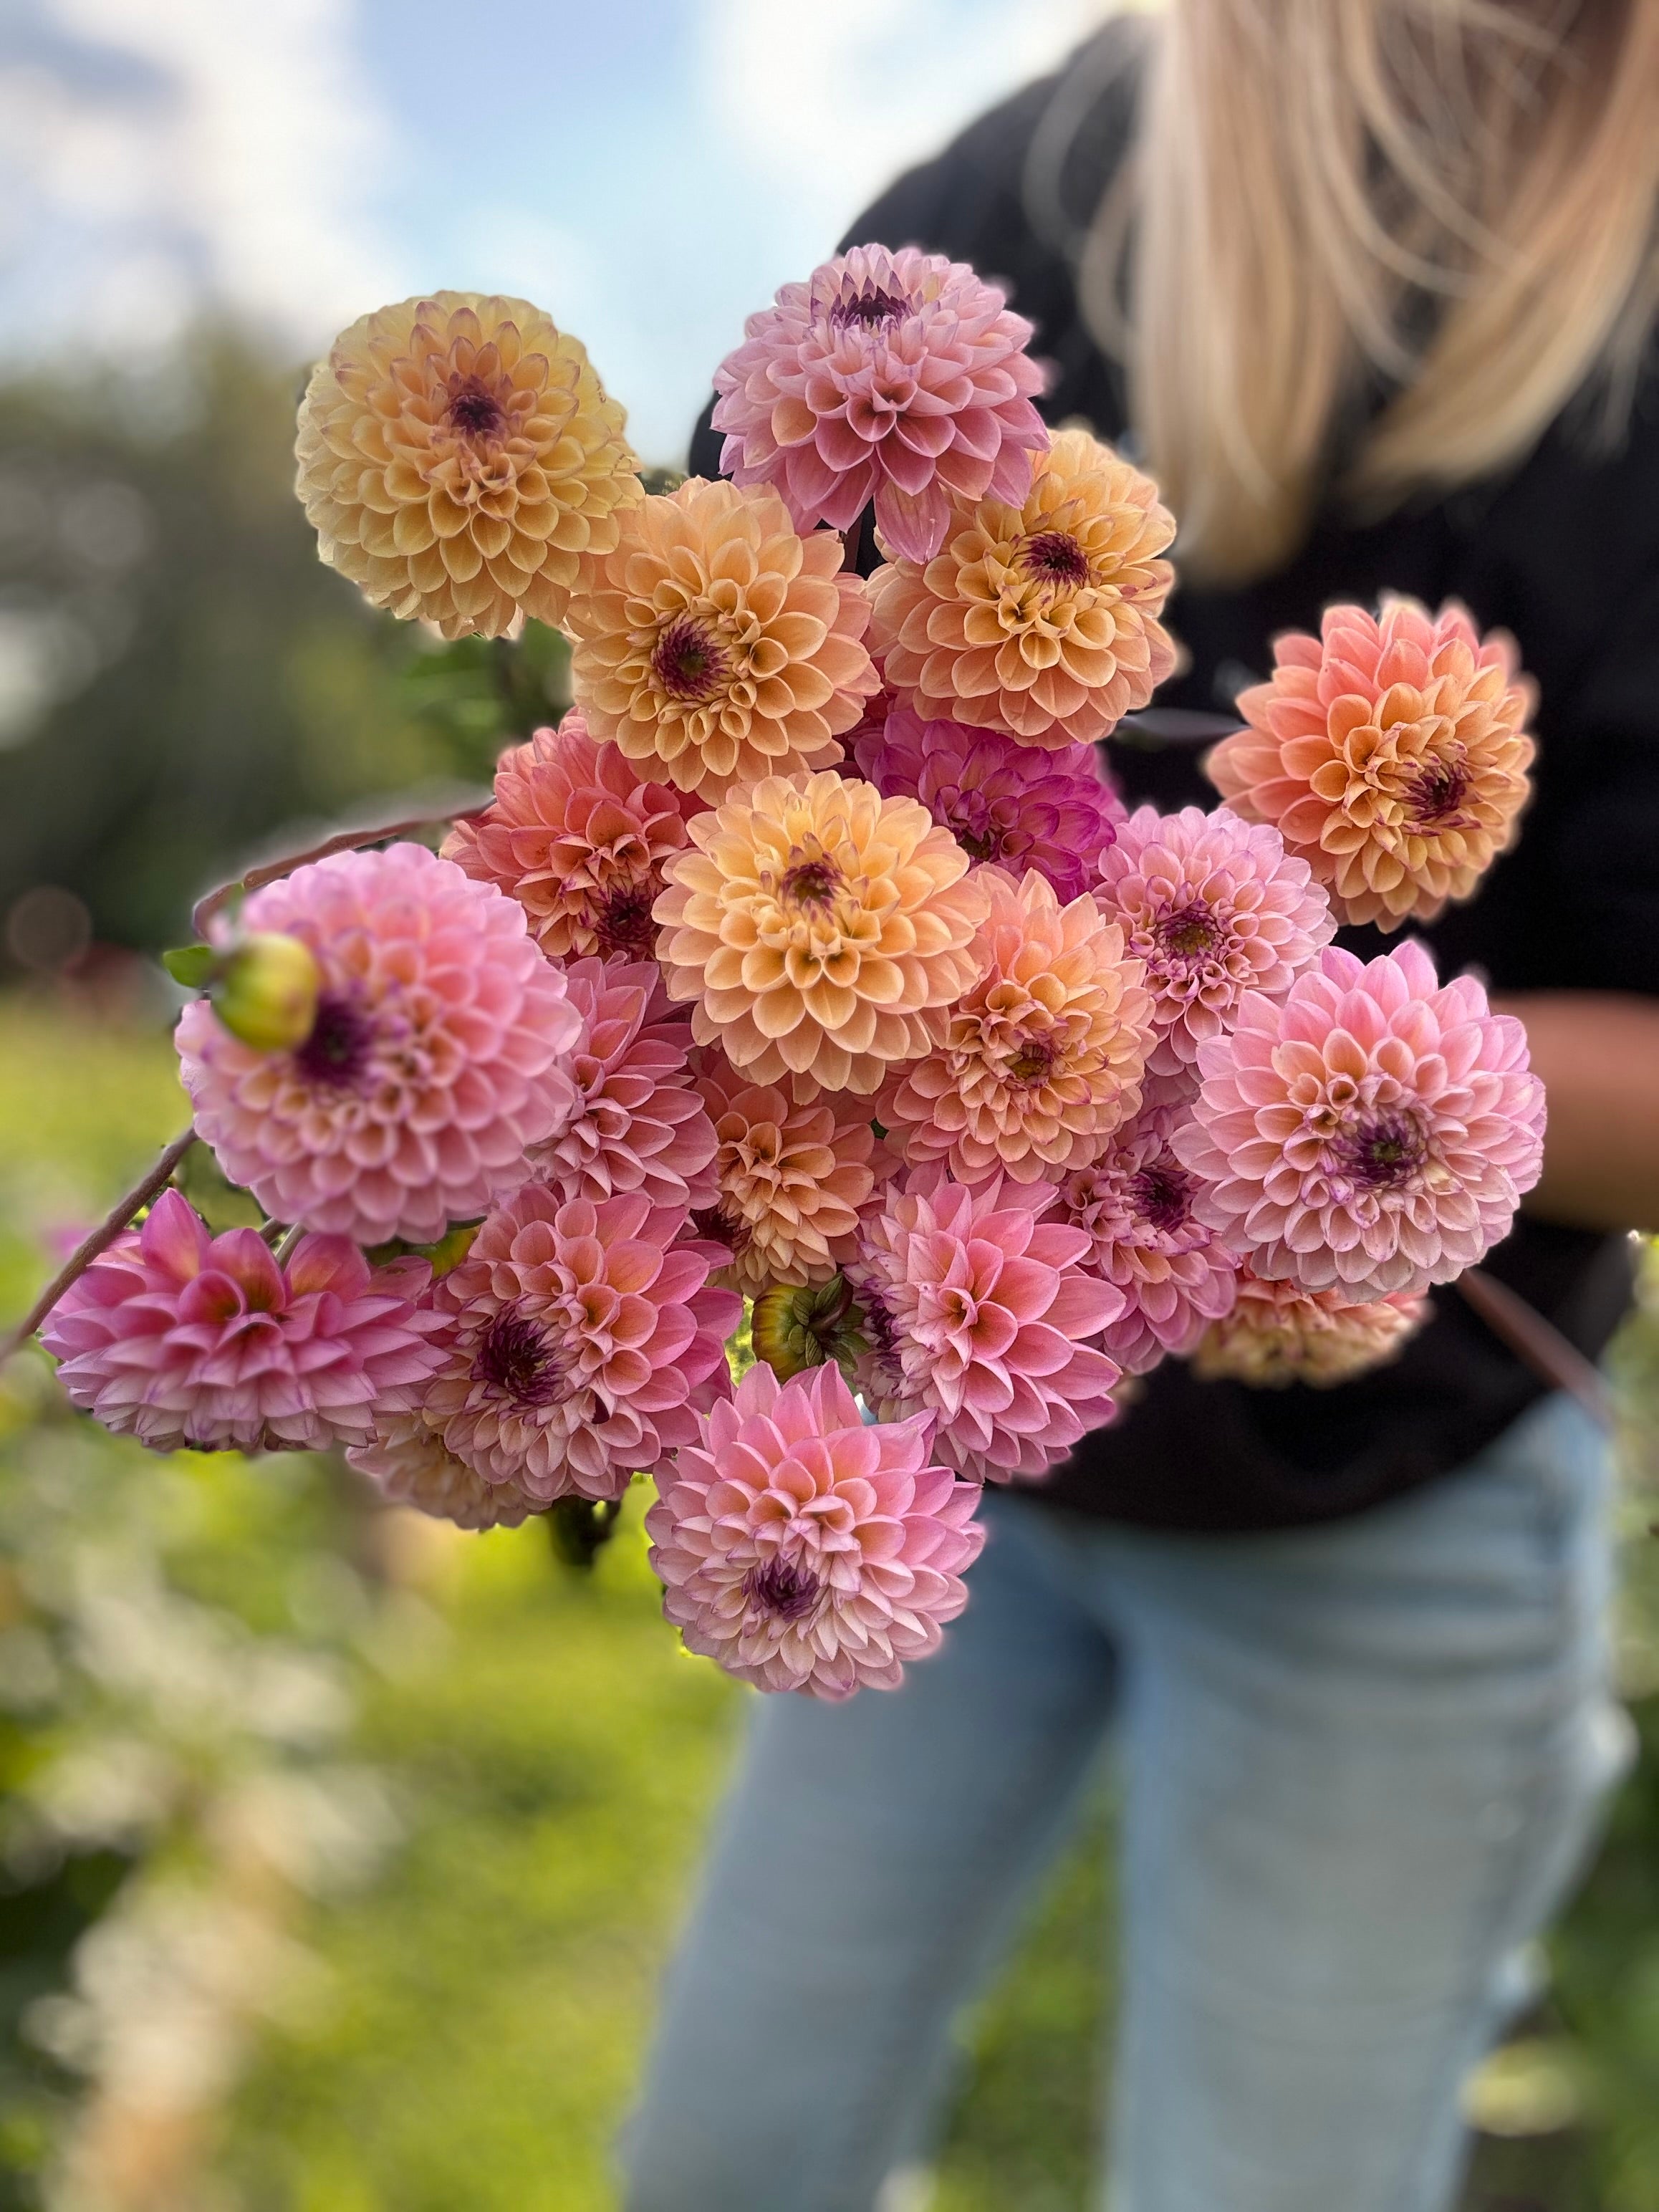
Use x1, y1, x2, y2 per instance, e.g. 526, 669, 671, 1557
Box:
161, 944, 217, 988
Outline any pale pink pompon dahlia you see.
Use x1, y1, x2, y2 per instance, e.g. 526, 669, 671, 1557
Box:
647, 1360, 985, 1699
853, 707, 1122, 902
1174, 941, 1546, 1302
1192, 1264, 1428, 1390
410, 1185, 740, 1504
527, 957, 717, 1212
442, 711, 694, 963
654, 770, 989, 1098
851, 1166, 1125, 1481
883, 866, 1152, 1185
1205, 597, 1535, 929
178, 844, 580, 1247
869, 428, 1176, 749
691, 1056, 877, 1295
347, 1413, 543, 1531
1095, 804, 1333, 1076
42, 1191, 442, 1456
1057, 1104, 1240, 1375
711, 243, 1048, 566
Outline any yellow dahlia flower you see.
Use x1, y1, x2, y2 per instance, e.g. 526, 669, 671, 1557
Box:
884, 867, 1153, 1183
295, 292, 641, 639
653, 769, 989, 1097
566, 477, 879, 805
869, 428, 1176, 749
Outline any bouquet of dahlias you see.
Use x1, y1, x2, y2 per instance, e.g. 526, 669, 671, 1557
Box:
14, 259, 1551, 1703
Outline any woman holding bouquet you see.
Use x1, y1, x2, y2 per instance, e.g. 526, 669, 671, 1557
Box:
626, 4, 1659, 2207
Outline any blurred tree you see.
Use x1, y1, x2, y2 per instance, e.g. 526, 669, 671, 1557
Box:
0, 335, 569, 955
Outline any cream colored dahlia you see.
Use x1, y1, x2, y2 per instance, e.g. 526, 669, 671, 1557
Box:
295, 292, 641, 639
1204, 598, 1536, 929
1193, 1265, 1428, 1389
565, 477, 880, 804
653, 769, 989, 1097
883, 867, 1152, 1184
691, 1053, 878, 1294
868, 428, 1177, 749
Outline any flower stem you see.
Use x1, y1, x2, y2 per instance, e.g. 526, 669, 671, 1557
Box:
1, 1130, 198, 1363
191, 803, 491, 938
1453, 1267, 1615, 1432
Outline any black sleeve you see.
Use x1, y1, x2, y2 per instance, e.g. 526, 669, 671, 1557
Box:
686, 19, 1148, 476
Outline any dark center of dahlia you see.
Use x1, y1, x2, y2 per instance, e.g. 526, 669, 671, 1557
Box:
593, 883, 658, 959
1022, 531, 1090, 587
1408, 756, 1470, 824
1337, 1112, 1427, 1191
472, 1306, 564, 1407
1006, 1033, 1057, 1085
829, 284, 910, 329
446, 375, 506, 440
1128, 1159, 1195, 1234
1154, 902, 1221, 962
781, 856, 840, 907
293, 992, 374, 1090
744, 1556, 821, 1622
691, 1205, 753, 1258
650, 615, 729, 706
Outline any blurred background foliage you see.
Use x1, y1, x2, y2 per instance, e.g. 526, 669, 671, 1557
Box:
0, 341, 1654, 2210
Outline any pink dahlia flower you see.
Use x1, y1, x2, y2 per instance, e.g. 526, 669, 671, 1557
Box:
646, 1360, 984, 1699
850, 1166, 1125, 1481
691, 1056, 877, 1295
42, 1190, 442, 1455
1173, 941, 1546, 1301
414, 1185, 741, 1503
178, 844, 580, 1246
853, 707, 1122, 901
882, 866, 1153, 1185
442, 711, 697, 963
711, 242, 1048, 565
1192, 1264, 1428, 1390
1095, 804, 1334, 1076
527, 957, 718, 1211
1057, 1105, 1240, 1375
347, 1413, 542, 1531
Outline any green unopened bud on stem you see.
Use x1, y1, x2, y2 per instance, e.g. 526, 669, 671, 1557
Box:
751, 1274, 869, 1382
209, 933, 321, 1052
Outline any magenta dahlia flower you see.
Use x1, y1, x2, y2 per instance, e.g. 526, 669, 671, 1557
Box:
853, 707, 1122, 901
1057, 1105, 1240, 1375
711, 243, 1048, 564
413, 1185, 741, 1503
646, 1360, 984, 1699
347, 1413, 542, 1530
526, 957, 718, 1211
850, 1165, 1125, 1481
1095, 805, 1334, 1076
42, 1190, 442, 1455
178, 844, 580, 1246
1173, 940, 1547, 1300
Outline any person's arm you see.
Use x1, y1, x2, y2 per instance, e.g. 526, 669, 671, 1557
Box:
1494, 991, 1659, 1233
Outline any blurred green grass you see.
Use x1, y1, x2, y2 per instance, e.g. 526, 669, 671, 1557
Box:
1, 1001, 1657, 2209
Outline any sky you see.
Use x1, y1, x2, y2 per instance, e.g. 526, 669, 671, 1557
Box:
0, 0, 1112, 464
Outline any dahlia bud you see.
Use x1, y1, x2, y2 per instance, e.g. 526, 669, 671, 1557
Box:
751, 1275, 868, 1383
207, 932, 322, 1052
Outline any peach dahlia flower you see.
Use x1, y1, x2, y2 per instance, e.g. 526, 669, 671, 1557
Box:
653, 769, 989, 1098
691, 1056, 878, 1294
295, 293, 641, 639
566, 477, 879, 804
869, 428, 1177, 749
1192, 1264, 1428, 1390
883, 867, 1152, 1185
1205, 597, 1535, 929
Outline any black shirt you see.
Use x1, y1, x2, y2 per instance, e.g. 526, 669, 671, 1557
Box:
689, 27, 1656, 1531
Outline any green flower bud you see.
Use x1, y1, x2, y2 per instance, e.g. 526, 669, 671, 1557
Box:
210, 933, 321, 1054
751, 1274, 869, 1383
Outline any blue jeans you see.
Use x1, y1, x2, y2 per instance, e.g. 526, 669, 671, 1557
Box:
622, 1394, 1629, 2212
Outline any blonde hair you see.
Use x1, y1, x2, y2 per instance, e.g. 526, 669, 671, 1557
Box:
1079, 0, 1659, 583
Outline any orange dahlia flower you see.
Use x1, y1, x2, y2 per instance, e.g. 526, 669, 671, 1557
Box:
691, 1055, 878, 1294
883, 867, 1153, 1183
1204, 597, 1535, 929
566, 477, 880, 804
653, 769, 989, 1097
295, 293, 641, 639
868, 428, 1176, 749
